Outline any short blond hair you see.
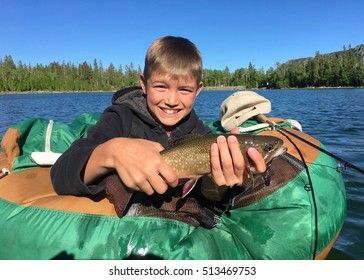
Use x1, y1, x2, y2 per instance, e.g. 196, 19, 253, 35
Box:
143, 36, 202, 85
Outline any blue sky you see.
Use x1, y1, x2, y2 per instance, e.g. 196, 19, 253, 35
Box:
1, 0, 363, 72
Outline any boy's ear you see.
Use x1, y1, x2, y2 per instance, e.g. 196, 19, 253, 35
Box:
139, 74, 147, 93
196, 81, 204, 96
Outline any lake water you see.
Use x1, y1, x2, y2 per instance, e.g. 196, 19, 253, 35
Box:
1, 88, 363, 259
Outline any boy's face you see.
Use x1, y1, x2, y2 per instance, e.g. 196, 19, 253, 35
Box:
140, 71, 203, 131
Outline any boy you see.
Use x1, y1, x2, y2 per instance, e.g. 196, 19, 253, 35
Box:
51, 36, 265, 203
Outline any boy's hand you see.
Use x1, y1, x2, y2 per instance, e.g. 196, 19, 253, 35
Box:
84, 138, 179, 195
111, 138, 179, 195
209, 128, 266, 187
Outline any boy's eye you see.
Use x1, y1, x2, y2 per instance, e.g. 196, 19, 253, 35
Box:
179, 88, 194, 94
154, 84, 167, 90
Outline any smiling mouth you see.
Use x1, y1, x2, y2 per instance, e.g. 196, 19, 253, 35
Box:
161, 108, 180, 115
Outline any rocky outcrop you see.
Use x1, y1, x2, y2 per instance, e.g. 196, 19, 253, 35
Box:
328, 44, 364, 63
286, 44, 364, 66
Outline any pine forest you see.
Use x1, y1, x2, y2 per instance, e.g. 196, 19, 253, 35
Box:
1, 45, 363, 92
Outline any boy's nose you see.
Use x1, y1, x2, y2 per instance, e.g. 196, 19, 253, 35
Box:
166, 90, 179, 105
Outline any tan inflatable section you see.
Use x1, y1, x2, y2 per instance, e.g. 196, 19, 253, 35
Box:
0, 127, 21, 171
0, 166, 117, 215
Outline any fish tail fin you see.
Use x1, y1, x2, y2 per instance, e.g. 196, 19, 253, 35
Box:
104, 173, 133, 217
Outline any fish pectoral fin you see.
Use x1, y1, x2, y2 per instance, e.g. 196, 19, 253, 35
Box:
181, 177, 201, 198
246, 166, 255, 188
243, 153, 253, 177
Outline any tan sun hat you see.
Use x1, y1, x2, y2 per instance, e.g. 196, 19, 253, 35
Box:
220, 91, 271, 131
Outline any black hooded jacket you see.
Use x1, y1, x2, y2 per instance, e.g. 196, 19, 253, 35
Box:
51, 86, 211, 195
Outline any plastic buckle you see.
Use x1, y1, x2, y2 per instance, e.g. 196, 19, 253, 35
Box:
336, 162, 347, 173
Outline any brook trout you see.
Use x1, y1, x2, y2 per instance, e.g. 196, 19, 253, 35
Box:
104, 134, 286, 216
161, 134, 287, 197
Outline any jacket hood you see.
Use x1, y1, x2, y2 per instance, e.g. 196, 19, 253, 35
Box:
112, 86, 157, 126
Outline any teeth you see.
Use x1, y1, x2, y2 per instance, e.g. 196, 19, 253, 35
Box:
165, 109, 175, 115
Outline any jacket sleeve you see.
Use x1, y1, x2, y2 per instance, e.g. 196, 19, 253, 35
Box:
51, 105, 132, 195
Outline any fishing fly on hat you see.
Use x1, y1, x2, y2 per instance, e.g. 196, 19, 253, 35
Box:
220, 91, 272, 131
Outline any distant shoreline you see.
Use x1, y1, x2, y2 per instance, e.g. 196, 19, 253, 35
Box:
0, 86, 362, 95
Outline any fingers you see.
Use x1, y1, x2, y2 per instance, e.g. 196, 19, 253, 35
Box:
230, 128, 240, 134
140, 174, 169, 195
210, 142, 224, 185
247, 147, 266, 173
121, 162, 179, 195
120, 167, 177, 196
158, 165, 179, 188
210, 134, 268, 188
227, 136, 245, 177
210, 135, 245, 187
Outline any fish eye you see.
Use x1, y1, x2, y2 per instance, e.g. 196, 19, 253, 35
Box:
265, 143, 273, 152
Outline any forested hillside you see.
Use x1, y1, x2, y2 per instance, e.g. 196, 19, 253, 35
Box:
266, 44, 364, 88
1, 44, 363, 92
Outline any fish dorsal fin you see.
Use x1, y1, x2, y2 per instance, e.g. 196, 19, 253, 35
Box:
169, 133, 205, 147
